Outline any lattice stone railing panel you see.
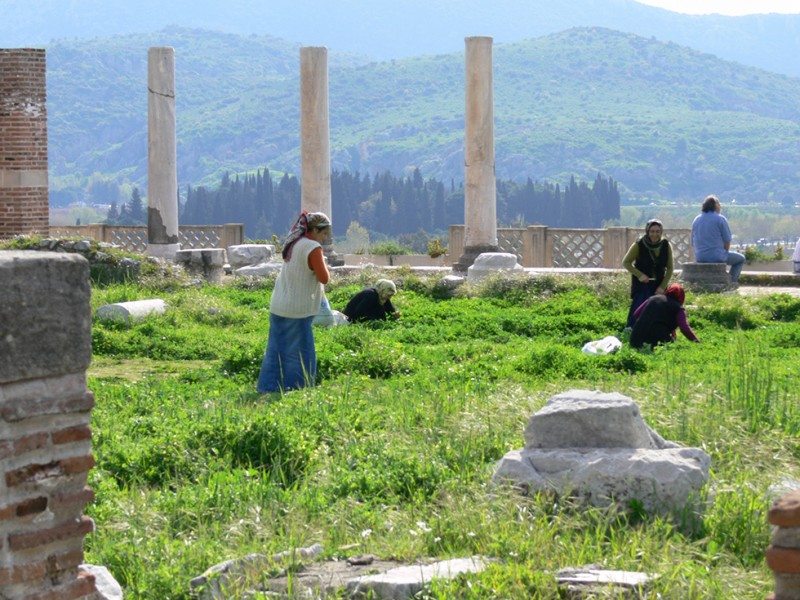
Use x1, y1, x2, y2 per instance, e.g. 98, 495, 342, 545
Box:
109, 228, 147, 253
551, 229, 605, 268
40, 224, 243, 254
497, 230, 524, 262
668, 231, 692, 267
180, 227, 220, 249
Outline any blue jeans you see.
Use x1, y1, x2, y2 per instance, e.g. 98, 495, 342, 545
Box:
257, 314, 316, 393
726, 251, 745, 283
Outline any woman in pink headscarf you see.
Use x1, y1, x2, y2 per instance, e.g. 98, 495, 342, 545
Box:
257, 211, 331, 393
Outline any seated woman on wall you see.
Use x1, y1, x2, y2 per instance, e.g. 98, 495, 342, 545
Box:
343, 279, 398, 323
630, 284, 699, 349
622, 219, 674, 328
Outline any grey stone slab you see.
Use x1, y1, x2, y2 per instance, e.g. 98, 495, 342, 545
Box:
494, 446, 709, 513
557, 567, 656, 598
0, 251, 91, 383
774, 526, 800, 548
346, 557, 488, 599
524, 390, 665, 450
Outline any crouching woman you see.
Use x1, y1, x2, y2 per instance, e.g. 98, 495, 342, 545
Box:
257, 211, 331, 393
630, 284, 699, 349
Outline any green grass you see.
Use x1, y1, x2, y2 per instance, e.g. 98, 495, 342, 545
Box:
84, 271, 800, 598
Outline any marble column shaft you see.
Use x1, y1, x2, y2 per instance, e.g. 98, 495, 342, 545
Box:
464, 36, 497, 249
147, 46, 179, 250
300, 46, 331, 217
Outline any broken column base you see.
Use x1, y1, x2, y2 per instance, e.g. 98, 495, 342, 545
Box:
147, 242, 181, 261
453, 244, 499, 273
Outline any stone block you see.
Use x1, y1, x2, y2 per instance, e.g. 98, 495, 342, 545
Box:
0, 252, 91, 383
493, 389, 710, 513
680, 262, 732, 292
774, 527, 800, 548
524, 390, 671, 450
95, 299, 166, 324
227, 244, 274, 268
774, 573, 800, 600
466, 252, 523, 282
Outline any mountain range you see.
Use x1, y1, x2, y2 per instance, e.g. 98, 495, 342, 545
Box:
3, 0, 800, 77
45, 26, 800, 205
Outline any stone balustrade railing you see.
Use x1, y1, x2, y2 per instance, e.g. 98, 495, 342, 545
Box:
449, 225, 694, 269
47, 223, 244, 254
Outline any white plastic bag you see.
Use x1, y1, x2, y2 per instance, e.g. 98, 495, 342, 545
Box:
581, 335, 622, 355
313, 295, 349, 327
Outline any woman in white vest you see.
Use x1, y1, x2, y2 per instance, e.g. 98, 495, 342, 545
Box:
257, 211, 331, 393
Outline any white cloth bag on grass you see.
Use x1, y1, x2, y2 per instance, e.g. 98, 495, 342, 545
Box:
581, 335, 623, 355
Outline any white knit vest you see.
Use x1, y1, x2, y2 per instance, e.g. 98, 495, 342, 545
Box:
270, 237, 324, 318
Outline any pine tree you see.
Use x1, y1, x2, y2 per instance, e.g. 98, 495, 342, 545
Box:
127, 187, 145, 224
105, 200, 119, 224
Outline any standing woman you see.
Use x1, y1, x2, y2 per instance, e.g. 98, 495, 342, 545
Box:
622, 219, 673, 327
257, 211, 331, 393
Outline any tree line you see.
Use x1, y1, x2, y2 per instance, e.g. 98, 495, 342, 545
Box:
106, 168, 621, 238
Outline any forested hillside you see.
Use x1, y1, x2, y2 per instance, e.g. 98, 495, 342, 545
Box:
47, 27, 800, 206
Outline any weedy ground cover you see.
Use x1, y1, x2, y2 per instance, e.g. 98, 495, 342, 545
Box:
84, 270, 800, 598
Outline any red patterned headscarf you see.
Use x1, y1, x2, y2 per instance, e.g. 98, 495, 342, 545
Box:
282, 211, 331, 261
665, 283, 685, 305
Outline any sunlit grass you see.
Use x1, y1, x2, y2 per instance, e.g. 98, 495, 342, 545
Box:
84, 272, 799, 598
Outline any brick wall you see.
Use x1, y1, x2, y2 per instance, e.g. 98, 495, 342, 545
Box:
0, 252, 97, 599
0, 49, 49, 238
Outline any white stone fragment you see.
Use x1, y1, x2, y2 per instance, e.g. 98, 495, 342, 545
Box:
347, 557, 488, 600
467, 252, 522, 282
95, 299, 166, 323
556, 567, 657, 592
234, 262, 283, 277
227, 244, 275, 268
80, 564, 123, 600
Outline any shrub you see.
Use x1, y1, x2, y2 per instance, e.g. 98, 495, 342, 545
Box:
369, 240, 413, 255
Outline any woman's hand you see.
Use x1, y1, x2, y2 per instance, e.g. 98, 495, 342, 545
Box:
638, 274, 652, 283
655, 286, 665, 295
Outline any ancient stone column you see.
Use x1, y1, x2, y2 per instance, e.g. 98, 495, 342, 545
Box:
454, 36, 498, 272
300, 47, 342, 265
147, 47, 180, 259
0, 252, 97, 599
0, 49, 49, 238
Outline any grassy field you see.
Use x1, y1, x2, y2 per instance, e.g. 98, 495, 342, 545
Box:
84, 269, 800, 598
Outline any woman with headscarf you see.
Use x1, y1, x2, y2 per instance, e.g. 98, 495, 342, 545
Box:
629, 284, 699, 349
257, 211, 332, 393
622, 219, 674, 327
342, 279, 399, 323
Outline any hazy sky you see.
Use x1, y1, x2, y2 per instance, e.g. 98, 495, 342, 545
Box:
637, 0, 800, 15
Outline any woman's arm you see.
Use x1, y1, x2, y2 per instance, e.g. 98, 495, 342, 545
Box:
676, 308, 699, 342
622, 243, 644, 278
307, 247, 330, 284
657, 243, 674, 294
